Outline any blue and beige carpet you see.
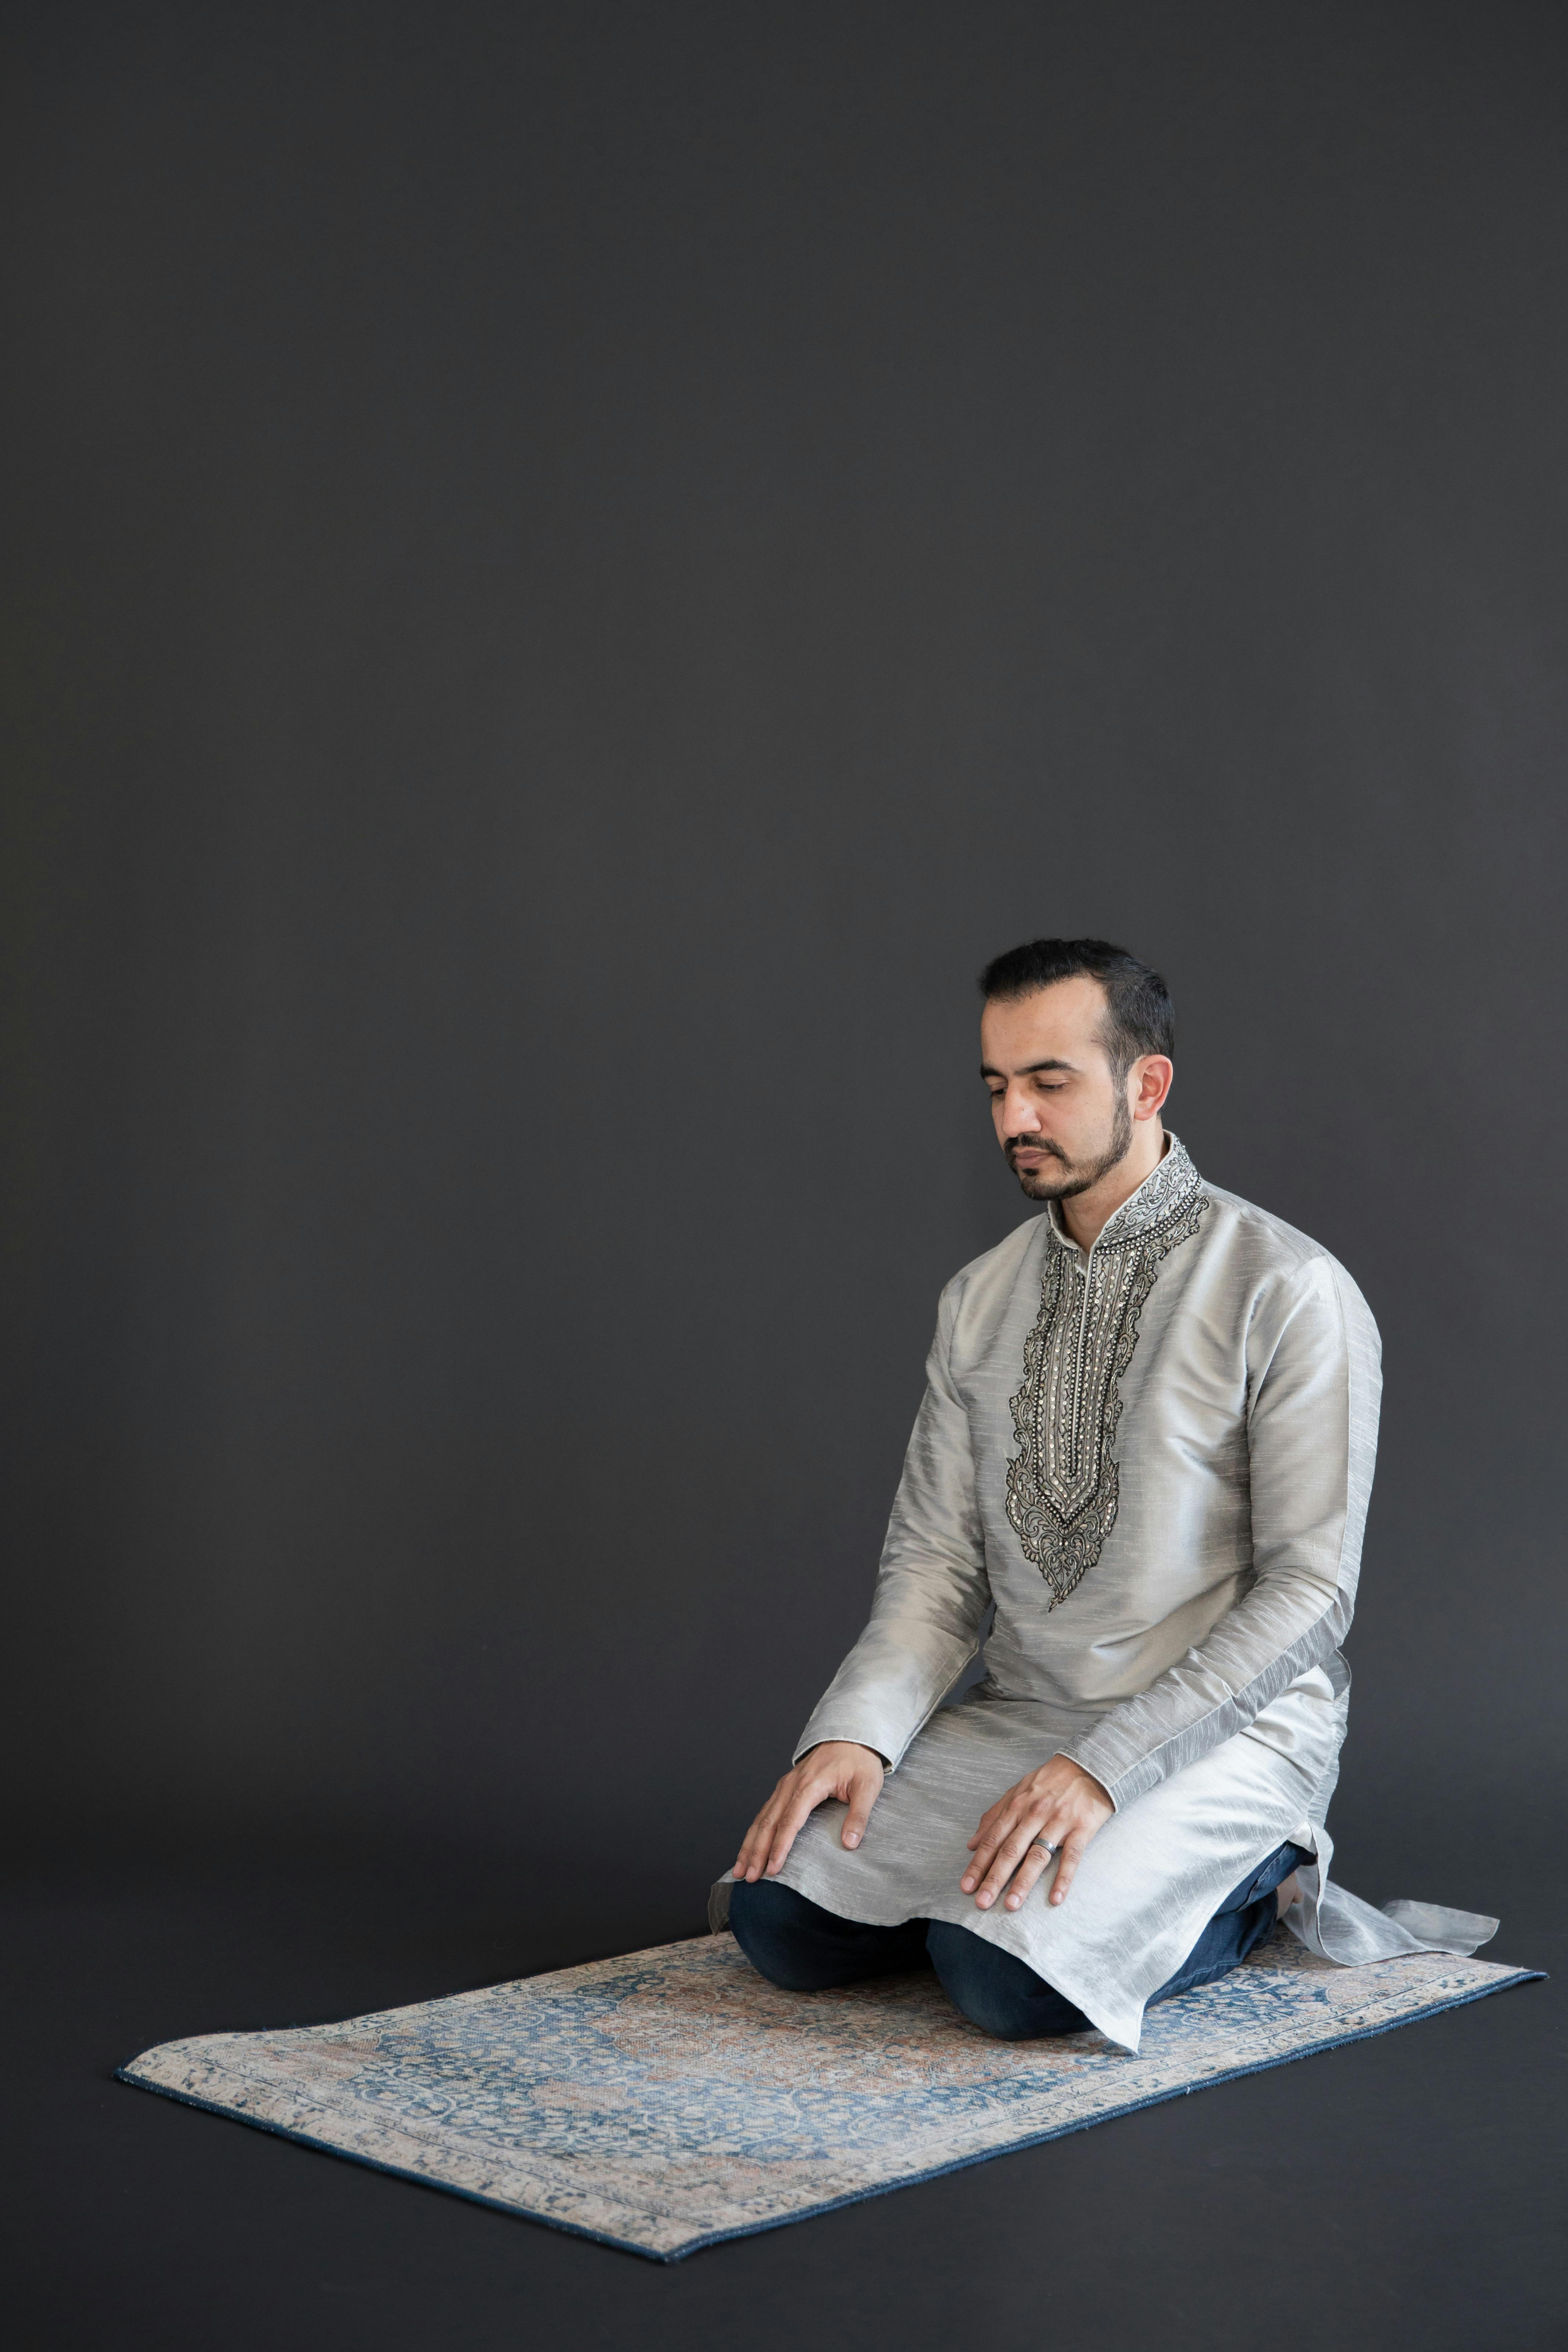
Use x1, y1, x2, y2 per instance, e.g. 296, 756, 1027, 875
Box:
119, 1931, 1538, 2259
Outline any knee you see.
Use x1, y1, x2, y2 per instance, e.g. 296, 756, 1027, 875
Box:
926, 1921, 1085, 2041
950, 1992, 1043, 2041
726, 1877, 830, 1992
943, 1981, 1048, 2041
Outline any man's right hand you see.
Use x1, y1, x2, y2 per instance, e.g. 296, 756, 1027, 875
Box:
734, 1742, 886, 1882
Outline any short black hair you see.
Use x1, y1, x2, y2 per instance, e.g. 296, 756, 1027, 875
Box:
978, 937, 1175, 1080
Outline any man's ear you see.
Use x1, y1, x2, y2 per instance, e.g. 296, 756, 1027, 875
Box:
1132, 1055, 1174, 1120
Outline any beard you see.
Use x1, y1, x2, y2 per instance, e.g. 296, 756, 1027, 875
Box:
1007, 1090, 1133, 1200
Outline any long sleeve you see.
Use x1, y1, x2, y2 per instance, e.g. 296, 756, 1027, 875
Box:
793, 1283, 994, 1771
1063, 1252, 1382, 1810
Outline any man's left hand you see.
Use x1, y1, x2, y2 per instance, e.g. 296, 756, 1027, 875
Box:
961, 1755, 1113, 1911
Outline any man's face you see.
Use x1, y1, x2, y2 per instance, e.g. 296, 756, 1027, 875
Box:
980, 977, 1133, 1201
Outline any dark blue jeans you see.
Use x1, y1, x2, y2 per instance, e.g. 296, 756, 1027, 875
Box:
728, 1841, 1308, 2040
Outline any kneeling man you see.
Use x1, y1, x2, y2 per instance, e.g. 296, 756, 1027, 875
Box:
712, 938, 1493, 2051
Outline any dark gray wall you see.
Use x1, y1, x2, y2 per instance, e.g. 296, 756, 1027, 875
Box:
3, 2, 1564, 1891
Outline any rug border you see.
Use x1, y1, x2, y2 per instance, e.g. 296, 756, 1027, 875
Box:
114, 1964, 1545, 2263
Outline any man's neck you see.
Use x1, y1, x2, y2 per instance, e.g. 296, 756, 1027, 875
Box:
1057, 1122, 1168, 1254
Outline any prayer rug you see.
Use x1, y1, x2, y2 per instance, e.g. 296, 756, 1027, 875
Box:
118, 1931, 1539, 2260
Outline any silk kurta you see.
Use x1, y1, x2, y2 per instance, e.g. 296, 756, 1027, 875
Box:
712, 1137, 1494, 2051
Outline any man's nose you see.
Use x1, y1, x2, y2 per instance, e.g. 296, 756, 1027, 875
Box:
1005, 1084, 1042, 1132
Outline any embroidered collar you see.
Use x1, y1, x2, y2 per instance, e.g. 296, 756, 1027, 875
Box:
1046, 1133, 1203, 1255
1010, 1130, 1209, 1606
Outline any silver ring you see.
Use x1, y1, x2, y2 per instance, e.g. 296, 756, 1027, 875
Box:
1031, 1838, 1056, 1856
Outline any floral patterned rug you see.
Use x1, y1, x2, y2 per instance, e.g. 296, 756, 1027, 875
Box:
118, 1931, 1539, 2260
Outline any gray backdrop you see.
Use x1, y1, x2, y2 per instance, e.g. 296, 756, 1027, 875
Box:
3, 1, 1564, 1914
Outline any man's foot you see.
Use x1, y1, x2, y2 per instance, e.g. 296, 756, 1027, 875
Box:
1276, 1871, 1303, 1918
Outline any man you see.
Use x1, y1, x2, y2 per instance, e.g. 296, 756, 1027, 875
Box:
712, 939, 1492, 2051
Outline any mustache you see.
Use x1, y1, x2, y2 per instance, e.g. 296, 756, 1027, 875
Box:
1006, 1136, 1068, 1163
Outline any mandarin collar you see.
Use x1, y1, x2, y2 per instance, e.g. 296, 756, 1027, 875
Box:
1046, 1133, 1202, 1257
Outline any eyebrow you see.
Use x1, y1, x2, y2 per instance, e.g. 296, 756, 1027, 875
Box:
978, 1057, 1082, 1079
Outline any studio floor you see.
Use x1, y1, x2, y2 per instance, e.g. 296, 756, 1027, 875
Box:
7, 1831, 1562, 2352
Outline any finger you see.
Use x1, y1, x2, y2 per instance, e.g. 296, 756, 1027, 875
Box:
962, 1796, 1043, 1892
960, 1811, 1019, 1893
962, 1794, 1031, 1876
1049, 1828, 1090, 1905
966, 1787, 1025, 1852
840, 1772, 882, 1850
1001, 1837, 1056, 1912
764, 1782, 831, 1876
974, 1821, 1042, 1908
736, 1803, 784, 1881
736, 1776, 804, 1879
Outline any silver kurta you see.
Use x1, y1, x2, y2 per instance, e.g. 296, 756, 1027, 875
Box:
714, 1137, 1494, 2051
